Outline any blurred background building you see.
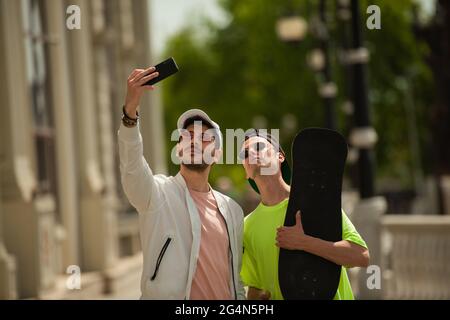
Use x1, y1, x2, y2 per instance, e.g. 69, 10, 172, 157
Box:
0, 0, 166, 299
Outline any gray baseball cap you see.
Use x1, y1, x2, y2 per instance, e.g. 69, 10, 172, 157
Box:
177, 108, 223, 149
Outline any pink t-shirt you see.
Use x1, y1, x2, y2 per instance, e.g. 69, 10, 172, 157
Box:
189, 188, 232, 300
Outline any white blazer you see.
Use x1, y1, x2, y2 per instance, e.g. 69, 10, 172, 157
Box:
118, 123, 245, 299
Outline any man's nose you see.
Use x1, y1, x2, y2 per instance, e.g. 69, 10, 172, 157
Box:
249, 148, 259, 157
191, 140, 201, 148
247, 152, 260, 164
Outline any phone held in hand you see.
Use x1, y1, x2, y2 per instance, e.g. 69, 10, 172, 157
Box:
143, 57, 179, 86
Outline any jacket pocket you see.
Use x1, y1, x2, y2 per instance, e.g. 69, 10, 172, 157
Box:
150, 237, 172, 281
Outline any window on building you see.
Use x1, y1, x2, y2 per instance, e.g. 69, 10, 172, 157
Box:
22, 0, 59, 200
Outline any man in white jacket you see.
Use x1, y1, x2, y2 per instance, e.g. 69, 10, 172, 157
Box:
118, 66, 245, 300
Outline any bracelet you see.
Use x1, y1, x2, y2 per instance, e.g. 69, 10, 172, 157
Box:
123, 106, 139, 120
122, 115, 138, 127
122, 106, 139, 127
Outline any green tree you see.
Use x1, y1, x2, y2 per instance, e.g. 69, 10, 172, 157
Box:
161, 0, 433, 196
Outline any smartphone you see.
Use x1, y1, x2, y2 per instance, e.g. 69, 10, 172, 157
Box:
143, 57, 179, 86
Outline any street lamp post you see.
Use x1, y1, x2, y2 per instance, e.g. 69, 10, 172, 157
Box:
346, 0, 387, 300
336, 0, 359, 188
317, 0, 337, 130
276, 3, 338, 131
348, 0, 375, 199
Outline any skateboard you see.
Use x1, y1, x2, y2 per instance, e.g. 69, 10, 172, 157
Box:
278, 128, 348, 300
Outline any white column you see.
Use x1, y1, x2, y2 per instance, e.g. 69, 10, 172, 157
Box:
351, 196, 387, 299
0, 0, 56, 298
0, 189, 17, 300
132, 0, 167, 174
44, 0, 79, 269
0, 243, 17, 299
66, 0, 118, 271
93, 47, 120, 269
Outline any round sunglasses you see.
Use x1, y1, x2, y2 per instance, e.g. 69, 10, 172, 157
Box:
239, 141, 268, 160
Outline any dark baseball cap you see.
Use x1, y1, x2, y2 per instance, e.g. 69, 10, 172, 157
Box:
242, 129, 291, 194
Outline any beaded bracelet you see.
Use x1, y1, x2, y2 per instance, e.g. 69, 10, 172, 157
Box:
122, 106, 139, 127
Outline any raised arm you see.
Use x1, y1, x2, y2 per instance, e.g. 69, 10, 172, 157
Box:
118, 67, 161, 213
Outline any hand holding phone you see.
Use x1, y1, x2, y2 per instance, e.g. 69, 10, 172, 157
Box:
124, 57, 179, 116
143, 57, 179, 86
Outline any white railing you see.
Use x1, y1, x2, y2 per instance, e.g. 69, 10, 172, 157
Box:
381, 215, 450, 299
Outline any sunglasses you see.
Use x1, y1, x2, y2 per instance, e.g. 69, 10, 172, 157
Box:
179, 130, 215, 143
239, 141, 268, 160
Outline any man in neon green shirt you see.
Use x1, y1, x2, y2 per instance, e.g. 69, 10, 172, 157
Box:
239, 129, 370, 300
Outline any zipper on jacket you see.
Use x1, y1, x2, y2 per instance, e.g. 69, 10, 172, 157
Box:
151, 237, 172, 281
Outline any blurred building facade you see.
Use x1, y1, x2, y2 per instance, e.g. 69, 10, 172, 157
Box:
0, 0, 166, 299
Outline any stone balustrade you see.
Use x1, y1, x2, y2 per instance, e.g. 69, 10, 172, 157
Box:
381, 215, 450, 299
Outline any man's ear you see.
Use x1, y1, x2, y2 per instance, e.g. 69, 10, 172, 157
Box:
212, 148, 222, 164
278, 152, 285, 163
176, 142, 182, 158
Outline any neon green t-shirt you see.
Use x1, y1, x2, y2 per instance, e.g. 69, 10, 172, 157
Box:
241, 198, 367, 300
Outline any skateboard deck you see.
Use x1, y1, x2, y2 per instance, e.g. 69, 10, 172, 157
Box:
279, 128, 348, 300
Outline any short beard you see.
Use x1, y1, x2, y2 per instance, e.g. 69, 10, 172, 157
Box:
179, 148, 215, 173
182, 162, 210, 172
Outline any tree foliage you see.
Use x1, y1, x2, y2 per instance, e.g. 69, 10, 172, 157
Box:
160, 0, 433, 193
